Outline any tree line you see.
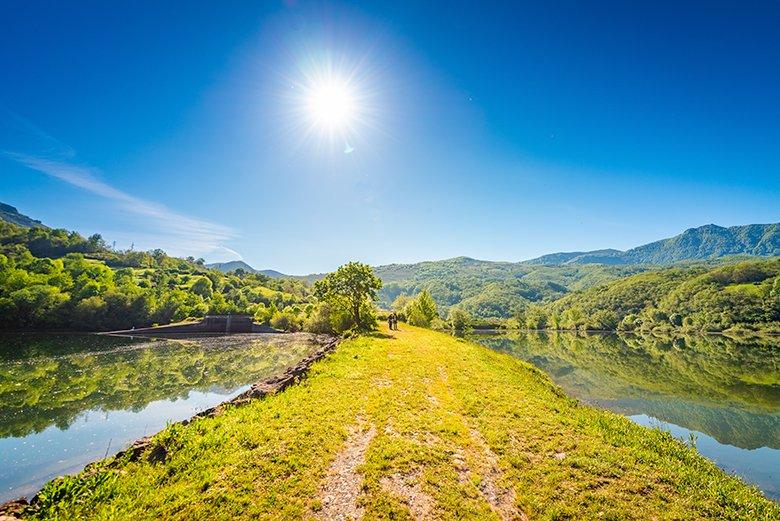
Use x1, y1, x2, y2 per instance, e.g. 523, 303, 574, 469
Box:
516, 259, 780, 334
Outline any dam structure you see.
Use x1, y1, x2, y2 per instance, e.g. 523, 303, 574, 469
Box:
105, 314, 279, 335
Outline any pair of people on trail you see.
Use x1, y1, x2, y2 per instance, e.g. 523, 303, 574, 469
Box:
388, 312, 399, 331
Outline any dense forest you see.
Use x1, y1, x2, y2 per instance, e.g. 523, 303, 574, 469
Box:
0, 220, 310, 331
519, 259, 780, 334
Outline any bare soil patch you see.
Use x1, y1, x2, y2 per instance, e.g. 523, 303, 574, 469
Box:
379, 471, 434, 520
316, 421, 376, 520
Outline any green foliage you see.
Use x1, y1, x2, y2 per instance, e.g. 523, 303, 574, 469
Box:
447, 306, 471, 332
374, 256, 648, 319
0, 221, 310, 331
532, 259, 780, 333
403, 290, 439, 327
302, 302, 334, 334
190, 276, 213, 298
270, 310, 302, 332
313, 261, 382, 331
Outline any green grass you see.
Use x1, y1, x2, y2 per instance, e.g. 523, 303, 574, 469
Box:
29, 325, 778, 520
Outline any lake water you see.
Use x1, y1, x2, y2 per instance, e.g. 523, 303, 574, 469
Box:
468, 331, 780, 501
0, 332, 326, 502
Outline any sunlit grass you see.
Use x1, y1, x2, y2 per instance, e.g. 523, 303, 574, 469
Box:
30, 325, 778, 520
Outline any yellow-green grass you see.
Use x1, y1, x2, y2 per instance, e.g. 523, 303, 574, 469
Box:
30, 325, 778, 520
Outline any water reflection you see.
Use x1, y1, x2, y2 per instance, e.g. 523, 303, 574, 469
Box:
469, 331, 780, 500
0, 333, 325, 501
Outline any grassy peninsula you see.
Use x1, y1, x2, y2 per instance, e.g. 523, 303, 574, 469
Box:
27, 326, 777, 520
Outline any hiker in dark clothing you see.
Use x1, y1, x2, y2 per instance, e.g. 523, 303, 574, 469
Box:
388, 312, 398, 330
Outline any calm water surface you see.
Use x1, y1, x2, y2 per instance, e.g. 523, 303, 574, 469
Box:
468, 331, 780, 501
0, 332, 325, 502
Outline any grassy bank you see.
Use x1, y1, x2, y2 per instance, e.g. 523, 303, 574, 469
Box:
26, 325, 777, 520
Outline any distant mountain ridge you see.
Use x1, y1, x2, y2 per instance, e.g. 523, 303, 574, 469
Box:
0, 203, 46, 228
206, 260, 286, 278
3, 200, 777, 277
524, 223, 780, 265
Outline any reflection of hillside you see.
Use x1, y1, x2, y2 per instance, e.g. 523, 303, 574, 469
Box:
471, 332, 780, 450
597, 398, 780, 450
0, 334, 323, 438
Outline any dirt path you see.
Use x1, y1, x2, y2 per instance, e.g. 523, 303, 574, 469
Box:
317, 421, 376, 520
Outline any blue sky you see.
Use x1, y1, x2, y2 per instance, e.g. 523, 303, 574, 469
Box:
1, 1, 778, 274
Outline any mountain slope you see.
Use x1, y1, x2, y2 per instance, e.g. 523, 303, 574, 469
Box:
0, 203, 46, 228
206, 260, 288, 279
526, 223, 779, 265
206, 260, 258, 274
524, 258, 780, 333
621, 223, 780, 264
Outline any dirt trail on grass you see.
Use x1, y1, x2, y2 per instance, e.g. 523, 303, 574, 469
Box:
379, 471, 434, 519
317, 421, 376, 520
469, 429, 528, 521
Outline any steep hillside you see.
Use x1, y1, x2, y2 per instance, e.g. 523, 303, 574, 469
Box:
622, 223, 780, 264
0, 203, 46, 228
523, 258, 780, 333
374, 256, 647, 318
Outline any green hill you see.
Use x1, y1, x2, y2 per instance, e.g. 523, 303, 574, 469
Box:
0, 219, 309, 331
374, 256, 646, 319
522, 258, 780, 334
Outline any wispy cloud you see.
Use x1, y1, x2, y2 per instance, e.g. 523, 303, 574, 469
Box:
6, 151, 241, 261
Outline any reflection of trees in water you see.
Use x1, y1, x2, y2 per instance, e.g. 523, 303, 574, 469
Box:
601, 398, 780, 450
0, 334, 323, 438
471, 332, 780, 450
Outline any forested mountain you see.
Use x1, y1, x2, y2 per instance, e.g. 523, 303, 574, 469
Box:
521, 259, 780, 334
0, 203, 46, 228
203, 221, 778, 319
374, 256, 648, 318
525, 223, 779, 265
368, 223, 779, 318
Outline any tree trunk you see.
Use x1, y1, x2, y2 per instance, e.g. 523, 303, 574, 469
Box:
353, 299, 361, 327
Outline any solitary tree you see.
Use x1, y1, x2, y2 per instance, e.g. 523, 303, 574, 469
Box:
191, 276, 214, 299
314, 262, 382, 330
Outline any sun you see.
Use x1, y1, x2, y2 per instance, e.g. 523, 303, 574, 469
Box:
284, 54, 378, 153
305, 80, 356, 129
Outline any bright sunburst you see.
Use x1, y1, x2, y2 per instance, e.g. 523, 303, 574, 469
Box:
282, 52, 380, 155
306, 79, 356, 130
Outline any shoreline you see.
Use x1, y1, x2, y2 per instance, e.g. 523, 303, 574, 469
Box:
2, 326, 777, 519
0, 334, 340, 519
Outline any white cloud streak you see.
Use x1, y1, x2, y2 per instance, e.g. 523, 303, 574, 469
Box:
6, 152, 241, 260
